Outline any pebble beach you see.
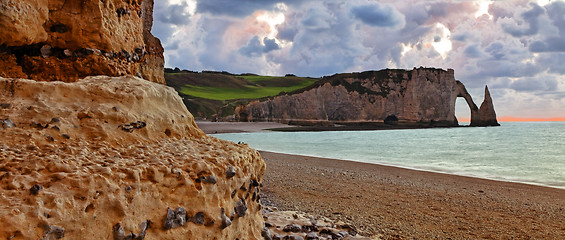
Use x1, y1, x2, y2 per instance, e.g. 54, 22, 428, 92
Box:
200, 121, 565, 239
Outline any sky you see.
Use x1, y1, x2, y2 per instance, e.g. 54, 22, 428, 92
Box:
152, 0, 565, 120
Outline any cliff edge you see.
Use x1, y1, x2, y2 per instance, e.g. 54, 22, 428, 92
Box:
236, 67, 499, 127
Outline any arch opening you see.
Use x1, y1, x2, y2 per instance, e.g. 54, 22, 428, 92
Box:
455, 97, 471, 126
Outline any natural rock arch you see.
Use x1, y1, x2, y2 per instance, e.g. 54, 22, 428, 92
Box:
455, 81, 500, 127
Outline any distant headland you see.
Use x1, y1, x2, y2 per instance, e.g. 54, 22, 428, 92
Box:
166, 67, 500, 128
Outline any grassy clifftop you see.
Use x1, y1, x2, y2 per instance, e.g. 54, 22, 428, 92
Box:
165, 69, 317, 120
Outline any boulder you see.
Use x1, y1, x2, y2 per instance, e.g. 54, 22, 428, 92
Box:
0, 76, 266, 239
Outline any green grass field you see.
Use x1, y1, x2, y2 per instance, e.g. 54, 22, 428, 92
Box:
178, 75, 317, 100
164, 70, 319, 118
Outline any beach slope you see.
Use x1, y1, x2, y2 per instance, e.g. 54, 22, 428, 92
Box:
259, 151, 565, 239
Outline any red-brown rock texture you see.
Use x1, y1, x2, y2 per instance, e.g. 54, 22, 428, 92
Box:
236, 67, 499, 127
0, 0, 164, 84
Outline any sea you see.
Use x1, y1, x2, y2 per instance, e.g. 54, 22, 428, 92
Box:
212, 122, 565, 190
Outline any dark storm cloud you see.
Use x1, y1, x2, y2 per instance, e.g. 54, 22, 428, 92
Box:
529, 1, 565, 52
302, 7, 332, 30
538, 53, 565, 74
196, 0, 303, 17
350, 3, 405, 28
464, 45, 483, 58
239, 36, 280, 57
503, 3, 545, 37
510, 77, 558, 92
485, 42, 505, 60
156, 1, 193, 25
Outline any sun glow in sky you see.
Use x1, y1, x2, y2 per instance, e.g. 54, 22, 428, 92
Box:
474, 0, 493, 19
431, 23, 452, 59
256, 12, 285, 39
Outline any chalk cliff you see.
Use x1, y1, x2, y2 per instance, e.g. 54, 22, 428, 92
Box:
472, 86, 500, 127
0, 0, 164, 84
236, 67, 499, 127
0, 76, 265, 239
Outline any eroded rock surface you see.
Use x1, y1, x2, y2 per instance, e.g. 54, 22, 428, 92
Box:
0, 0, 164, 83
472, 86, 500, 127
236, 67, 499, 127
0, 76, 265, 239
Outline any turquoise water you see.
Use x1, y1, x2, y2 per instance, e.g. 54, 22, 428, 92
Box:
213, 122, 565, 189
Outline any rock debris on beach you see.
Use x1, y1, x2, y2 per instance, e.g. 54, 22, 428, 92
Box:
262, 207, 375, 240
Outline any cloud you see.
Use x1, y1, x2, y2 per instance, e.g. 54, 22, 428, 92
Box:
196, 0, 303, 17
502, 3, 545, 37
301, 7, 333, 30
350, 3, 406, 29
156, 1, 194, 26
510, 77, 558, 92
464, 44, 484, 58
529, 1, 565, 52
239, 36, 280, 57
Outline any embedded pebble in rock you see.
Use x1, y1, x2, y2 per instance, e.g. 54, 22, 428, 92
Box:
306, 232, 318, 240
226, 165, 236, 178
235, 199, 248, 217
163, 207, 187, 230
40, 45, 52, 58
42, 225, 65, 240
45, 134, 54, 142
204, 175, 218, 184
1, 118, 15, 128
192, 212, 205, 225
29, 184, 43, 195
137, 220, 150, 239
221, 208, 232, 229
113, 223, 126, 240
0, 103, 11, 109
284, 224, 302, 233
262, 227, 272, 240
285, 235, 304, 240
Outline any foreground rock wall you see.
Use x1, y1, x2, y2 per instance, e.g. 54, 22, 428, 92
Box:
236, 67, 499, 127
0, 76, 265, 239
0, 0, 164, 84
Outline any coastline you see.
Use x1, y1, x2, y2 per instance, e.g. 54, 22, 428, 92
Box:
195, 121, 293, 134
196, 120, 467, 134
258, 151, 565, 239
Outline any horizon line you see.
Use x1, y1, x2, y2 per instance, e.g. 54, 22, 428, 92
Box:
458, 116, 565, 122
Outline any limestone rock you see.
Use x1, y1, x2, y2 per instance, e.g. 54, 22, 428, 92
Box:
236, 67, 499, 127
471, 86, 500, 127
0, 76, 266, 239
0, 0, 164, 84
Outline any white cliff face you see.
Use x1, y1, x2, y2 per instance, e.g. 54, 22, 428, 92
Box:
237, 67, 499, 127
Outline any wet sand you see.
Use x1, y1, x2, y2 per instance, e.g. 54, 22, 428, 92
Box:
259, 151, 565, 239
